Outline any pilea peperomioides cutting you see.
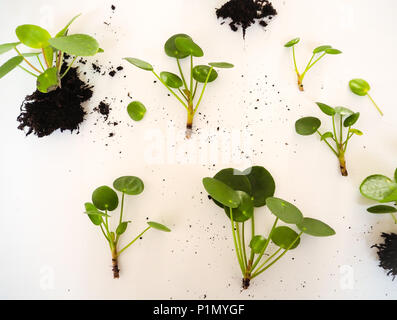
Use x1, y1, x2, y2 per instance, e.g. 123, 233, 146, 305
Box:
202, 166, 335, 289
0, 14, 102, 93
124, 33, 233, 139
295, 102, 362, 176
84, 176, 171, 279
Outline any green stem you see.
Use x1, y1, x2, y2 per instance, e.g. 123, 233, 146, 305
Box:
193, 67, 213, 114
390, 213, 397, 224
119, 192, 125, 225
252, 248, 282, 276
230, 208, 245, 275
176, 58, 189, 91
307, 52, 326, 71
192, 81, 198, 99
60, 56, 77, 79
177, 88, 189, 101
41, 48, 50, 69
316, 130, 338, 156
242, 222, 248, 268
292, 46, 299, 75
152, 70, 188, 110
302, 53, 315, 77
117, 226, 151, 257
18, 65, 38, 77
14, 47, 42, 74
36, 56, 45, 72
367, 93, 384, 116
249, 214, 256, 261
236, 222, 246, 269
189, 55, 193, 103
100, 224, 111, 243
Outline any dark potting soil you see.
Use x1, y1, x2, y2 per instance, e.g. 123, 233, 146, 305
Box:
17, 64, 93, 137
94, 101, 111, 120
216, 0, 277, 38
372, 233, 397, 279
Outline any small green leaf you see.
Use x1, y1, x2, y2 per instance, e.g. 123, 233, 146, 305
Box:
313, 45, 331, 54
43, 46, 54, 67
349, 128, 363, 136
297, 218, 336, 237
49, 34, 99, 56
84, 203, 102, 226
175, 36, 203, 57
360, 175, 397, 202
224, 191, 254, 222
325, 48, 342, 54
56, 13, 82, 38
127, 101, 146, 121
266, 197, 303, 224
0, 42, 21, 55
284, 38, 300, 47
116, 221, 131, 235
321, 132, 333, 141
147, 221, 171, 232
295, 117, 321, 135
97, 48, 104, 53
349, 79, 370, 96
249, 235, 267, 254
192, 65, 218, 83
92, 186, 119, 211
37, 67, 59, 93
208, 62, 234, 68
243, 166, 275, 207
343, 112, 360, 127
124, 57, 153, 71
0, 56, 23, 79
202, 177, 240, 208
334, 106, 354, 116
16, 24, 51, 49
164, 34, 192, 59
367, 205, 397, 214
160, 71, 183, 88
113, 176, 144, 195
316, 102, 335, 116
271, 226, 300, 249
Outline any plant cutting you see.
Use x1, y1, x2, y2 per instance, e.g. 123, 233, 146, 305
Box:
0, 14, 102, 137
349, 78, 383, 116
295, 102, 362, 176
124, 34, 234, 138
284, 38, 342, 91
202, 166, 335, 289
85, 176, 171, 278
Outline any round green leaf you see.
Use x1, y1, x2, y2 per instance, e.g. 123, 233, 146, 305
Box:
224, 191, 254, 222
147, 221, 171, 232
334, 106, 353, 116
243, 166, 275, 207
127, 101, 146, 121
316, 102, 335, 116
208, 62, 234, 68
325, 48, 342, 54
295, 117, 321, 135
116, 221, 130, 235
84, 203, 102, 226
266, 197, 303, 224
297, 218, 335, 237
349, 79, 370, 96
360, 175, 397, 202
367, 205, 397, 214
164, 34, 192, 59
321, 132, 333, 141
175, 37, 203, 57
349, 128, 363, 136
160, 71, 183, 88
92, 186, 119, 211
284, 38, 300, 47
16, 24, 51, 49
202, 177, 240, 208
343, 112, 360, 127
249, 235, 267, 254
192, 65, 218, 83
113, 176, 144, 195
48, 34, 99, 57
124, 57, 153, 71
36, 67, 59, 93
0, 42, 21, 55
271, 226, 300, 249
0, 56, 23, 79
313, 45, 331, 54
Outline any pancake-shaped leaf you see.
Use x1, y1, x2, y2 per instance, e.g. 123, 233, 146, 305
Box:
147, 221, 171, 232
203, 177, 240, 208
224, 191, 254, 222
208, 62, 234, 68
325, 48, 342, 54
313, 45, 331, 54
349, 128, 363, 136
0, 56, 23, 79
116, 221, 131, 235
113, 176, 144, 195
334, 106, 353, 116
0, 42, 21, 55
84, 203, 103, 226
360, 175, 397, 202
16, 25, 51, 49
36, 67, 59, 93
349, 79, 370, 96
284, 38, 300, 47
124, 57, 153, 71
243, 166, 275, 207
192, 65, 218, 83
49, 34, 99, 56
127, 101, 146, 121
295, 117, 321, 135
249, 235, 267, 254
381, 188, 397, 203
164, 33, 192, 59
343, 112, 360, 127
56, 14, 81, 38
321, 132, 333, 141
297, 217, 335, 237
160, 71, 183, 88
92, 186, 119, 211
316, 102, 335, 116
367, 205, 397, 214
175, 37, 203, 57
271, 226, 300, 249
266, 197, 303, 224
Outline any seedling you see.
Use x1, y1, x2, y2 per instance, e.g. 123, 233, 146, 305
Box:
84, 176, 171, 278
284, 38, 342, 91
127, 101, 146, 121
124, 34, 234, 138
349, 78, 383, 116
295, 102, 362, 176
0, 14, 102, 93
360, 168, 397, 223
202, 166, 335, 289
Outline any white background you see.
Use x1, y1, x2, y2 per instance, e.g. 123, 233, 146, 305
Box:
0, 0, 396, 299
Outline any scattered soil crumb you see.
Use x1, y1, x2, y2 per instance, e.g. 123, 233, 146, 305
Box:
94, 101, 111, 121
